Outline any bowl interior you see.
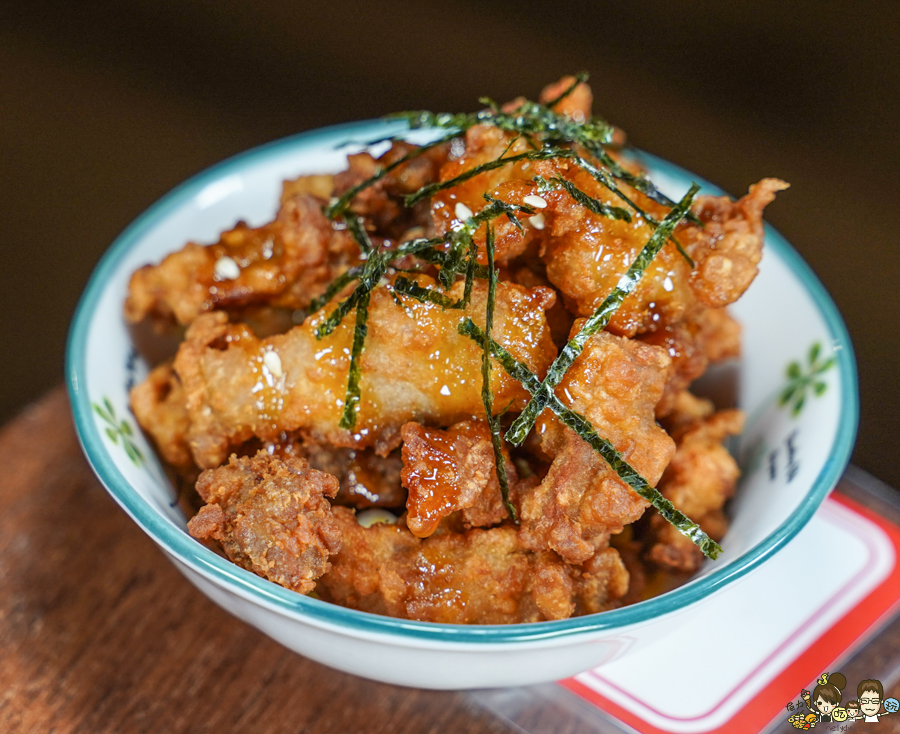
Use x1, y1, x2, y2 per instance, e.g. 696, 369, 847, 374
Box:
67, 120, 857, 643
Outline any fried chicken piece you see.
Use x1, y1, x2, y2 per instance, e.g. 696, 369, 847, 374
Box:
427, 77, 785, 331
129, 361, 194, 475
280, 173, 334, 204
333, 140, 449, 239
431, 126, 542, 264
187, 451, 341, 594
174, 276, 557, 469
640, 307, 741, 417
316, 508, 629, 623
518, 329, 675, 564
125, 193, 360, 327
684, 179, 789, 308
538, 75, 594, 121
293, 441, 406, 509
429, 77, 595, 265
401, 420, 519, 538
540, 176, 787, 335
645, 404, 744, 573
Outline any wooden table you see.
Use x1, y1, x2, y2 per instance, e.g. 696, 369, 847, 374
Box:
0, 389, 525, 734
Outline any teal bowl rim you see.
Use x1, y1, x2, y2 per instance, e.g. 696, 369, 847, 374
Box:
66, 119, 859, 645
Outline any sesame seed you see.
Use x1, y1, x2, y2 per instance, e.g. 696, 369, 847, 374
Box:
214, 255, 241, 281
356, 509, 398, 528
528, 213, 546, 230
454, 202, 474, 220
522, 195, 547, 209
263, 350, 283, 378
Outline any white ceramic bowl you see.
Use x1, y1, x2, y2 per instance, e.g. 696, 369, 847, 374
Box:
67, 120, 857, 689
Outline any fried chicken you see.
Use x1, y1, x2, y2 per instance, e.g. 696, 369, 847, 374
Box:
428, 77, 785, 337
644, 398, 744, 572
518, 329, 675, 564
539, 176, 787, 335
640, 307, 742, 417
187, 451, 341, 594
400, 420, 519, 538
333, 139, 450, 239
174, 276, 557, 469
429, 77, 596, 265
125, 77, 779, 624
316, 507, 629, 624
292, 441, 406, 509
129, 361, 194, 475
125, 192, 359, 328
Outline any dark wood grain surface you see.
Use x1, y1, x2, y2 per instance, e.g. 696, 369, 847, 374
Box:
1, 0, 899, 489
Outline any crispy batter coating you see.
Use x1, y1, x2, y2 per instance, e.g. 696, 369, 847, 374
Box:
316, 507, 629, 624
174, 276, 557, 469
428, 78, 784, 336
684, 179, 788, 309
429, 77, 595, 265
519, 330, 675, 564
645, 403, 744, 572
125, 193, 359, 327
128, 77, 773, 623
539, 176, 787, 335
129, 361, 194, 475
640, 307, 741, 417
333, 140, 449, 239
187, 451, 341, 594
294, 441, 406, 509
400, 420, 517, 538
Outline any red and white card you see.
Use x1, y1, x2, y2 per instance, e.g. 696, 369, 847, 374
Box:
560, 493, 900, 733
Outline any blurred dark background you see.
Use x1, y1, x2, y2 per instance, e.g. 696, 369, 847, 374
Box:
2, 1, 898, 486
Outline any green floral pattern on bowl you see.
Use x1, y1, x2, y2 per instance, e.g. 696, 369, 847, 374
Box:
779, 341, 837, 417
92, 397, 144, 466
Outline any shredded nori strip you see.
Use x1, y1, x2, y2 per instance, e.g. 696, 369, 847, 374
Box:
479, 224, 517, 522
325, 129, 462, 220
533, 175, 632, 222
342, 213, 375, 253
303, 79, 722, 555
315, 251, 388, 338
404, 148, 577, 207
392, 276, 460, 308
338, 290, 370, 430
435, 196, 531, 290
458, 319, 721, 559
506, 183, 700, 446
307, 267, 364, 315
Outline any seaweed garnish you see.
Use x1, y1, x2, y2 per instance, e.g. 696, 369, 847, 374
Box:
325, 128, 462, 220
307, 77, 719, 554
392, 276, 460, 309
505, 183, 700, 446
479, 224, 517, 522
532, 175, 631, 222
338, 290, 370, 430
458, 319, 721, 560
342, 213, 375, 254
396, 72, 697, 224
